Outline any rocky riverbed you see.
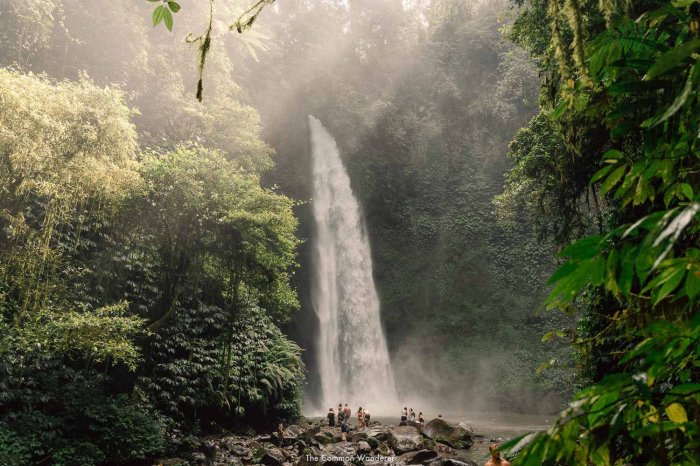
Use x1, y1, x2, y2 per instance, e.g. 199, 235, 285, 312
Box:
154, 418, 483, 466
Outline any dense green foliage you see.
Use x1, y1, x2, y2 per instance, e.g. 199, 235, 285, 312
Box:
0, 3, 305, 460
498, 0, 700, 464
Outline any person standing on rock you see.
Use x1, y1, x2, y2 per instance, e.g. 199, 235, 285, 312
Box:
343, 403, 352, 422
328, 408, 336, 427
363, 408, 370, 425
418, 412, 425, 431
401, 407, 408, 423
338, 404, 346, 425
340, 418, 350, 441
357, 407, 365, 428
484, 444, 511, 466
409, 408, 416, 421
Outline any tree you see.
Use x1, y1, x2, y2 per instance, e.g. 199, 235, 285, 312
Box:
499, 0, 700, 463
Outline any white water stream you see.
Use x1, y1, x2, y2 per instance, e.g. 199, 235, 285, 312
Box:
309, 115, 397, 413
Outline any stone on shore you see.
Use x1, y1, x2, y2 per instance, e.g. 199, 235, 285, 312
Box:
260, 446, 287, 466
397, 449, 438, 465
422, 419, 473, 449
388, 426, 427, 454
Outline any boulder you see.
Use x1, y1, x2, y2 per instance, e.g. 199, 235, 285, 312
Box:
201, 440, 218, 463
230, 444, 253, 460
422, 419, 473, 449
406, 420, 422, 430
312, 426, 342, 445
366, 437, 379, 450
388, 426, 424, 454
285, 425, 305, 439
377, 441, 393, 457
365, 426, 389, 442
261, 447, 287, 466
351, 431, 368, 443
433, 443, 454, 456
356, 441, 372, 454
319, 443, 356, 466
398, 449, 438, 465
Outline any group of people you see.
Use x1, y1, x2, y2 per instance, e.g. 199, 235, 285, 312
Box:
326, 404, 371, 441
399, 406, 425, 429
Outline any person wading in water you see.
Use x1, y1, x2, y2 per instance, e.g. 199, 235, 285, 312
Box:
484, 444, 511, 466
327, 408, 336, 427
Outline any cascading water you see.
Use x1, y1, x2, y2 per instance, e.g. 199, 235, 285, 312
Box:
309, 115, 397, 413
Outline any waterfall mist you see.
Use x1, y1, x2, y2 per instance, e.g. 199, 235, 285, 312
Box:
309, 115, 398, 414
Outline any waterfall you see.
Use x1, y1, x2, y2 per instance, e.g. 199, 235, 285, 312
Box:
309, 115, 397, 413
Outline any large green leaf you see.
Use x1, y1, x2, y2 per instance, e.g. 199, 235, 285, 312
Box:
645, 39, 700, 79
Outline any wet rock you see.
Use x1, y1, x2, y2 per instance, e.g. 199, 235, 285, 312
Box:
456, 422, 474, 434
192, 452, 207, 464
422, 419, 473, 449
388, 426, 423, 454
433, 443, 454, 456
398, 449, 438, 465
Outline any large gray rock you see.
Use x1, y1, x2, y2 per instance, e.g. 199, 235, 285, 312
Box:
422, 419, 473, 449
285, 425, 305, 439
313, 427, 341, 445
365, 426, 389, 442
388, 426, 424, 454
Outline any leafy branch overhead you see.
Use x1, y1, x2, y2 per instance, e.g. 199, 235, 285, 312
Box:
147, 0, 276, 101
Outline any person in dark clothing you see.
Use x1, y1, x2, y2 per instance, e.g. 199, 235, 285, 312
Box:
340, 419, 350, 441
418, 412, 425, 431
364, 408, 370, 425
328, 408, 336, 427
400, 407, 408, 422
